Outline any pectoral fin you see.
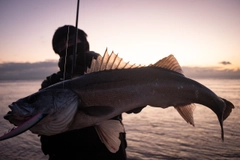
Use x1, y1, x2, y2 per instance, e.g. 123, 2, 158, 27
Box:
0, 112, 46, 141
81, 106, 114, 117
95, 120, 125, 153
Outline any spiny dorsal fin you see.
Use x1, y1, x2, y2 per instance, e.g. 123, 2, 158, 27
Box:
86, 48, 142, 74
152, 54, 183, 73
95, 120, 125, 153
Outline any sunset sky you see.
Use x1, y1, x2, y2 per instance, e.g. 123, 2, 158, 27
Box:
0, 0, 240, 71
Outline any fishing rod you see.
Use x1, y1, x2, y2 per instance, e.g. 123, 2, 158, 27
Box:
72, 0, 85, 77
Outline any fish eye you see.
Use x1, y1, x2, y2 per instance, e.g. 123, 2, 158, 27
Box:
27, 95, 37, 104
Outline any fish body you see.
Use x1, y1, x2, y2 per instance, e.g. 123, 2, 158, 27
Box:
0, 51, 234, 152
52, 66, 232, 132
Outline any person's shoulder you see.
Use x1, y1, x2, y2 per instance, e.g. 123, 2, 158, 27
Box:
86, 51, 100, 59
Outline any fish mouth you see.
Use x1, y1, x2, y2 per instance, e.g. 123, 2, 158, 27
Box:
4, 111, 15, 124
4, 103, 35, 125
7, 103, 33, 117
4, 111, 13, 118
0, 112, 47, 141
4, 111, 28, 126
4, 111, 16, 119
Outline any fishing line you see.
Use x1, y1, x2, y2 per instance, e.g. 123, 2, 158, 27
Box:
62, 26, 70, 89
62, 0, 80, 89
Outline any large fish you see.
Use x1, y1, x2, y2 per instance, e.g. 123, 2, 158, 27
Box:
0, 50, 234, 153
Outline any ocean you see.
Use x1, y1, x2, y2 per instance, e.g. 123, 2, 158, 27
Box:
0, 79, 239, 160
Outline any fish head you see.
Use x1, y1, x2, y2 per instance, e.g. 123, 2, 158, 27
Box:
3, 88, 79, 137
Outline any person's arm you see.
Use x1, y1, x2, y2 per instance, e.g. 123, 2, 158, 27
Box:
40, 72, 63, 89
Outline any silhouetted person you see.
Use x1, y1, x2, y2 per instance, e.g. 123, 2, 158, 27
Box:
40, 25, 127, 160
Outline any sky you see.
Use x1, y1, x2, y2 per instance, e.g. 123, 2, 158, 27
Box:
0, 0, 240, 79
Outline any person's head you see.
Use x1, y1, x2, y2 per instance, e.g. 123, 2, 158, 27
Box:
52, 25, 90, 74
52, 25, 89, 57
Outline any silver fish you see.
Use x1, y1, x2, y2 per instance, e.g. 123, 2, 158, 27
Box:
0, 50, 234, 153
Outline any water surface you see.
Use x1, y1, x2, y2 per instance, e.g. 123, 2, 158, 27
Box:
0, 79, 239, 160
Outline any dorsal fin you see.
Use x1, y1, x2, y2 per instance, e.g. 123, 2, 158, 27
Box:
86, 48, 142, 74
152, 54, 183, 74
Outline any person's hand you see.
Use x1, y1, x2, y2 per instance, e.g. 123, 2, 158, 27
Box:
126, 106, 145, 114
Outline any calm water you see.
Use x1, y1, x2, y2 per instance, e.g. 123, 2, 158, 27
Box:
0, 79, 239, 160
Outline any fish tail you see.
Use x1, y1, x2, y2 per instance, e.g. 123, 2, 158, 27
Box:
221, 97, 234, 121
217, 97, 234, 141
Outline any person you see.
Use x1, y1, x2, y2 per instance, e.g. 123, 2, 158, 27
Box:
40, 25, 127, 160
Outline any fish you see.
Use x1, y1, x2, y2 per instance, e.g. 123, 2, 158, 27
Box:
0, 50, 234, 153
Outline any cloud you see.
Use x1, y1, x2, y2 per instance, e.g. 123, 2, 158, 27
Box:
0, 61, 240, 80
182, 66, 240, 79
219, 61, 232, 65
0, 61, 58, 80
